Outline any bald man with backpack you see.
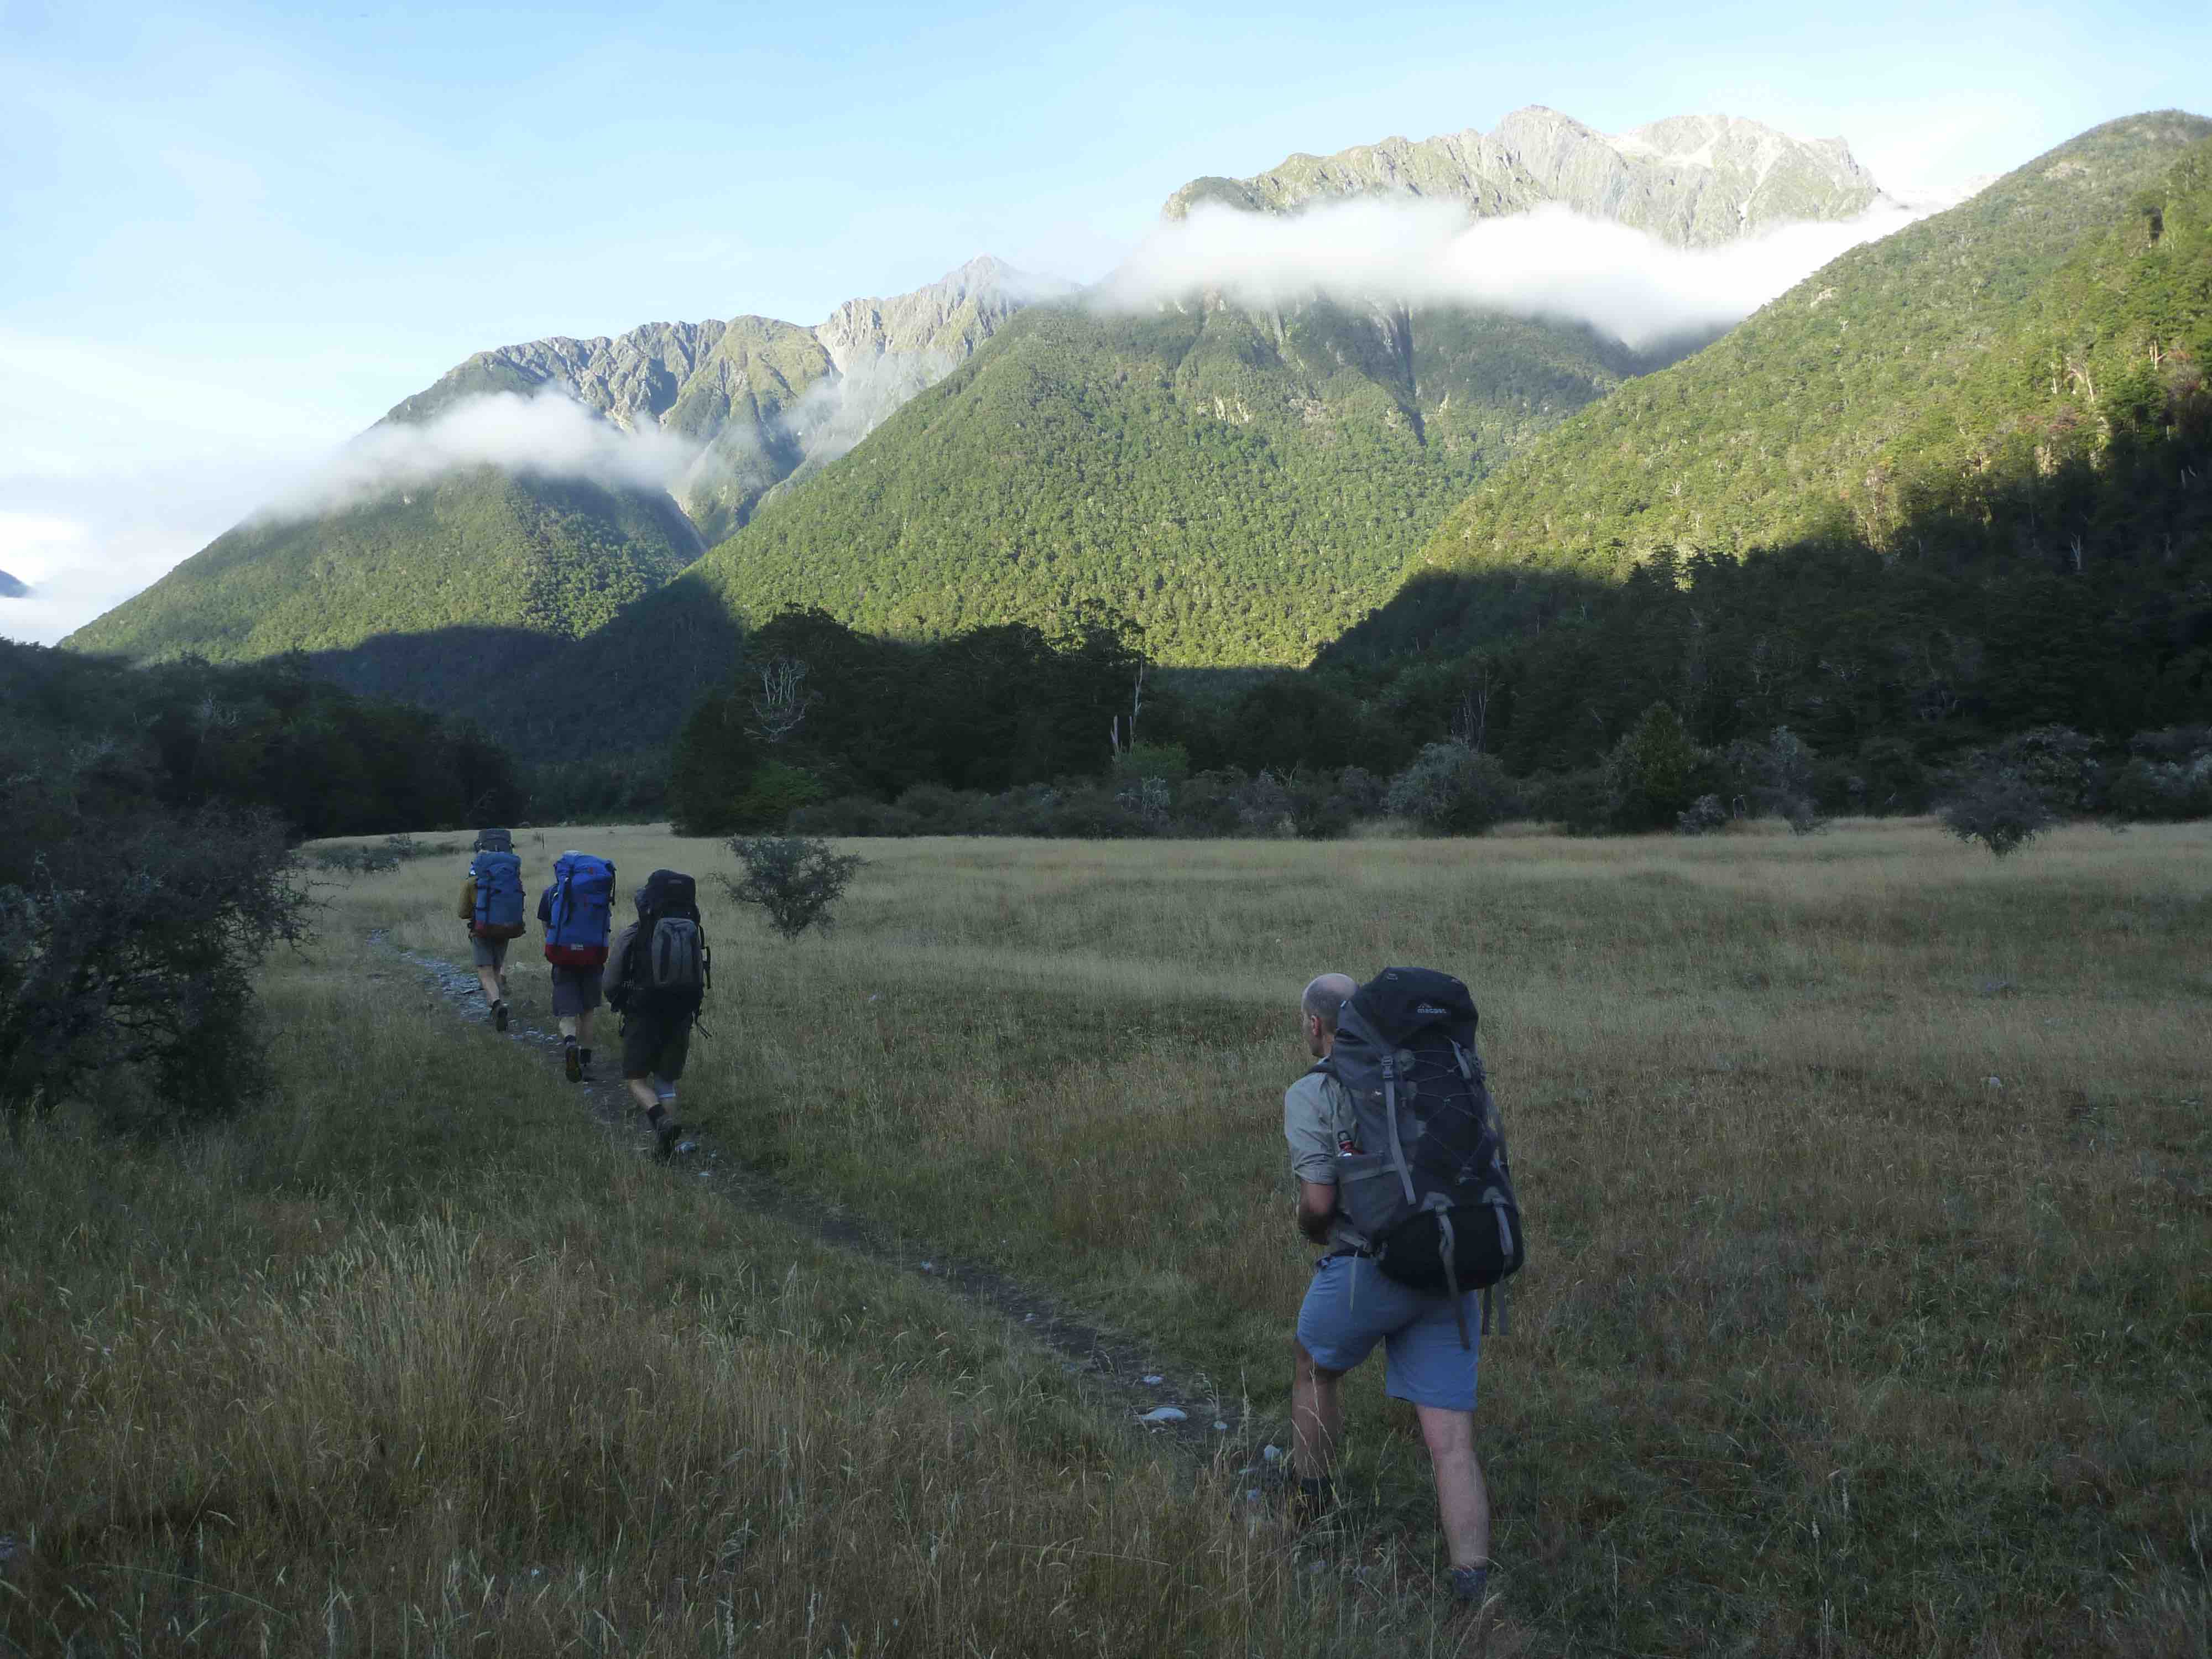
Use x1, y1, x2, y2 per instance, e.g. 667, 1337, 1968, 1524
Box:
1283, 967, 1525, 1613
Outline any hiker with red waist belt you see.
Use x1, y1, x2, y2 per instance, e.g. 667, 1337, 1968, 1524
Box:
538, 849, 616, 1082
1283, 967, 1526, 1614
603, 869, 711, 1160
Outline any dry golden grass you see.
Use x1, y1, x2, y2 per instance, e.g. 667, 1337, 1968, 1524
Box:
6, 818, 2208, 1655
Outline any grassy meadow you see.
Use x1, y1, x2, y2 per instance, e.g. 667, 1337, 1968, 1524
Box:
4, 819, 2209, 1656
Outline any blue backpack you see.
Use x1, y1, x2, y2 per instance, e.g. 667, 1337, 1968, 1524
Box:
470, 842, 526, 940
543, 852, 615, 966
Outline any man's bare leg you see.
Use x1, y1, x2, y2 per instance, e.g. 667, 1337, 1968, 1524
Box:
1292, 1339, 1345, 1479
1415, 1404, 1491, 1572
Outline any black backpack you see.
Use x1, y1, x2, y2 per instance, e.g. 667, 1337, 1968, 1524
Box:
617, 869, 710, 1018
1316, 967, 1525, 1343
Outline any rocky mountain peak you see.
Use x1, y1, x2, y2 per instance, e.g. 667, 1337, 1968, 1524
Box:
1164, 105, 1893, 245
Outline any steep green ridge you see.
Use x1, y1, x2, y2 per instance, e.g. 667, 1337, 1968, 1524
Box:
672, 296, 1656, 667
67, 468, 700, 666
1348, 110, 2212, 657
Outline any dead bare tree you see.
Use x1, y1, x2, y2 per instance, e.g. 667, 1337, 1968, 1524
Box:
1110, 662, 1147, 757
748, 658, 816, 745
1451, 662, 1498, 753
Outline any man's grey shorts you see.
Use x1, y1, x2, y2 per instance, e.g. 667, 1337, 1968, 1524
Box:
550, 964, 603, 1017
1296, 1255, 1480, 1411
469, 935, 509, 970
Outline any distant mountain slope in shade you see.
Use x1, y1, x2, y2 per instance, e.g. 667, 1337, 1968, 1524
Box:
1166, 105, 1892, 244
0, 569, 28, 598
64, 258, 1059, 674
1335, 109, 2212, 661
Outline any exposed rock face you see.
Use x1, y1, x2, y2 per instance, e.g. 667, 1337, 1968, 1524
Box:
383, 256, 1066, 543
1165, 105, 1892, 244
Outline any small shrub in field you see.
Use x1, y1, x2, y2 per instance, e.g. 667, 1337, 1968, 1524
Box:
723, 836, 867, 940
1677, 794, 1730, 835
1383, 742, 1521, 834
1984, 725, 2105, 814
1942, 773, 2054, 858
1604, 703, 1704, 831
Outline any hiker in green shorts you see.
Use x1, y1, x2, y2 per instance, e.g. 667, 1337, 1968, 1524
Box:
603, 869, 710, 1158
458, 828, 527, 1031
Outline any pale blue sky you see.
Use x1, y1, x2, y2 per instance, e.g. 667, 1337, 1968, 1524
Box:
3, 0, 2208, 639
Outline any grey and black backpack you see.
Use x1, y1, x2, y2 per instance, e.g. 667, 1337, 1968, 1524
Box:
618, 869, 709, 1019
1317, 967, 1525, 1343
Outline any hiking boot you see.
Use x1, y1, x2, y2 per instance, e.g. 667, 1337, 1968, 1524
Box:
492, 1000, 509, 1032
654, 1115, 684, 1160
1450, 1563, 1491, 1606
577, 1050, 594, 1082
1289, 1475, 1338, 1529
564, 1041, 581, 1083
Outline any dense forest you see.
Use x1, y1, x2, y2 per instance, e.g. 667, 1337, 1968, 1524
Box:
666, 608, 1145, 833
1352, 112, 2212, 653
1, 641, 524, 842
2, 643, 527, 1130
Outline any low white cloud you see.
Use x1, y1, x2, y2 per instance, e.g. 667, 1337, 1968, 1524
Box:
263, 390, 704, 520
1094, 196, 1938, 351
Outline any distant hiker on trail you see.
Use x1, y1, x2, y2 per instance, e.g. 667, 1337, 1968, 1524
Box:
604, 869, 711, 1159
539, 850, 616, 1083
1282, 967, 1525, 1613
458, 828, 527, 1031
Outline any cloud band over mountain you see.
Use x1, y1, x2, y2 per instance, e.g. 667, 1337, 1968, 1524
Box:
1095, 196, 1939, 350
260, 390, 706, 521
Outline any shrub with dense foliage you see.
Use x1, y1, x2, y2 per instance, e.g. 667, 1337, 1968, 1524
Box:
723, 837, 867, 940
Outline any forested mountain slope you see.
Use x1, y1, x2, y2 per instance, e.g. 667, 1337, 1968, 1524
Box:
1342, 110, 2212, 659
672, 299, 1657, 667
656, 108, 1889, 672
65, 259, 1050, 675
66, 470, 701, 668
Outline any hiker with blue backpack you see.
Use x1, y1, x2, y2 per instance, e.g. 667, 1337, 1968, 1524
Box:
1283, 967, 1525, 1614
458, 828, 528, 1031
603, 869, 710, 1159
539, 850, 617, 1082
